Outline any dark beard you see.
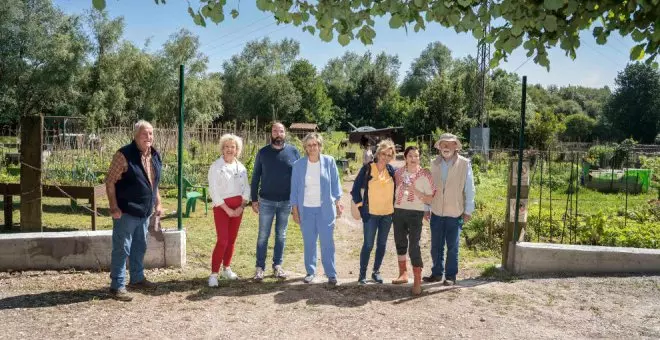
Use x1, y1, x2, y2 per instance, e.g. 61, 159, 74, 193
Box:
271, 136, 284, 146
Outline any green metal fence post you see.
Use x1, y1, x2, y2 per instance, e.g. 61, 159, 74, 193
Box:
178, 64, 184, 231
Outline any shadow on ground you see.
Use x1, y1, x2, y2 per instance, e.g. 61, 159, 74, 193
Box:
0, 276, 492, 310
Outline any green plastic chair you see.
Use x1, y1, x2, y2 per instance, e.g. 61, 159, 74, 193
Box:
183, 177, 208, 217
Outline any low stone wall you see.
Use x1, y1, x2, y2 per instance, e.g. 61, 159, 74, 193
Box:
0, 230, 186, 271
510, 242, 660, 275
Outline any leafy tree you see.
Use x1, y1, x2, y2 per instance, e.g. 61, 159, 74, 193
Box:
1, 0, 88, 124
554, 99, 583, 116
420, 77, 467, 134
488, 108, 520, 148
563, 113, 596, 142
321, 51, 399, 129
400, 42, 453, 98
96, 0, 660, 69
287, 59, 333, 128
604, 63, 660, 144
221, 38, 300, 121
489, 69, 520, 111
527, 110, 565, 149
84, 10, 127, 129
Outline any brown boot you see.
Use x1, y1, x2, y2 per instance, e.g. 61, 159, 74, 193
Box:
392, 258, 408, 284
412, 267, 422, 296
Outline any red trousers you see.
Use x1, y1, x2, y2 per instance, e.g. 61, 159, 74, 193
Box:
211, 196, 243, 273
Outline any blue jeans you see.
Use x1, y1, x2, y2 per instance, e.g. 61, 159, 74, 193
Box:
256, 198, 291, 270
359, 214, 392, 277
110, 213, 150, 290
300, 206, 336, 278
429, 214, 462, 280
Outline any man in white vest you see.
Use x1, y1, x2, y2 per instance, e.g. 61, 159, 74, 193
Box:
424, 133, 475, 286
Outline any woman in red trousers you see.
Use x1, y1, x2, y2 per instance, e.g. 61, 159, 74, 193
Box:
207, 133, 250, 287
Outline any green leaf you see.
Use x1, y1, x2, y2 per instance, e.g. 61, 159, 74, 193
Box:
256, 0, 269, 11
511, 25, 522, 37
320, 13, 333, 28
630, 44, 645, 60
304, 25, 316, 35
448, 13, 460, 26
319, 28, 333, 42
357, 25, 375, 44
503, 37, 516, 53
543, 14, 557, 32
209, 6, 224, 23
389, 14, 403, 29
92, 0, 106, 10
472, 27, 484, 39
414, 0, 424, 7
593, 26, 603, 36
458, 0, 471, 6
338, 34, 351, 46
491, 5, 501, 18
543, 0, 564, 11
231, 9, 239, 19
631, 29, 645, 42
489, 56, 501, 68
201, 5, 212, 17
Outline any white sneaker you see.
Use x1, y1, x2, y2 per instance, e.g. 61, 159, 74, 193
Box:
208, 274, 219, 287
303, 274, 315, 284
253, 267, 265, 281
222, 267, 239, 280
273, 265, 288, 279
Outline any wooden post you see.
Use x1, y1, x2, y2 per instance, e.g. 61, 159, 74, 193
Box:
20, 115, 44, 231
3, 194, 12, 230
502, 160, 530, 270
91, 195, 97, 231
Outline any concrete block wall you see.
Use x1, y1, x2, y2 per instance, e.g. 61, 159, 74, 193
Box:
0, 230, 186, 271
511, 242, 660, 275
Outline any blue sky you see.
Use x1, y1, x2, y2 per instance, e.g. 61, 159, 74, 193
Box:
54, 0, 636, 89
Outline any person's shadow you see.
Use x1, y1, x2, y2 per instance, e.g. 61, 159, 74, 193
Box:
0, 277, 492, 310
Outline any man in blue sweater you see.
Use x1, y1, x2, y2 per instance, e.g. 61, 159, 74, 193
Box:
251, 122, 301, 281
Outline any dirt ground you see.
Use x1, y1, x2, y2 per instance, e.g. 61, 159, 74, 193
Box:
1, 171, 659, 339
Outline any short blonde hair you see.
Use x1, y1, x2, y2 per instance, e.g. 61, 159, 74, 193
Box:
133, 120, 153, 137
302, 132, 323, 154
219, 133, 243, 157
375, 139, 396, 158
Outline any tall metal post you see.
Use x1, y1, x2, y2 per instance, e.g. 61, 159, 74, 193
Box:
177, 65, 184, 231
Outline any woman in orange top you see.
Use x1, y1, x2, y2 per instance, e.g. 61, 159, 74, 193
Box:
350, 139, 397, 284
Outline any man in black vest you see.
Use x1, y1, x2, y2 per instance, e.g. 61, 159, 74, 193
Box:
105, 120, 163, 301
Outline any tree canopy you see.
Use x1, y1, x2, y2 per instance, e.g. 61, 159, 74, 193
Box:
93, 0, 660, 70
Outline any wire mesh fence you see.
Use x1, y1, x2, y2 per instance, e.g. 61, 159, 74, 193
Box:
411, 139, 659, 249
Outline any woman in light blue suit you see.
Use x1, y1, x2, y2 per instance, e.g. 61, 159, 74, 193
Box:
291, 132, 344, 286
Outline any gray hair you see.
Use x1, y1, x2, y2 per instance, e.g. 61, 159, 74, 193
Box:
219, 133, 243, 157
302, 132, 323, 154
133, 120, 153, 137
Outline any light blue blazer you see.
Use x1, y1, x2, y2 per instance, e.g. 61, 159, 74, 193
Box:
290, 154, 342, 223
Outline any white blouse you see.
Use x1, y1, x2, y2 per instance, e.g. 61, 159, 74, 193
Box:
208, 157, 250, 207
303, 160, 322, 207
